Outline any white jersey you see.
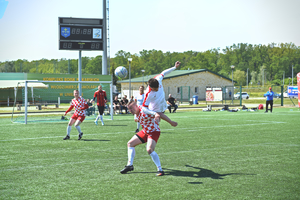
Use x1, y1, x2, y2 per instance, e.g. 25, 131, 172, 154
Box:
142, 66, 176, 112
135, 93, 145, 106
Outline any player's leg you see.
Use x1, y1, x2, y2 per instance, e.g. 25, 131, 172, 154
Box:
270, 100, 273, 112
146, 132, 164, 176
63, 115, 76, 140
120, 132, 145, 174
94, 105, 101, 125
74, 117, 84, 140
98, 106, 105, 125
265, 101, 269, 113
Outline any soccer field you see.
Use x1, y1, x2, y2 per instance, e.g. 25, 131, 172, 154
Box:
1, 108, 300, 199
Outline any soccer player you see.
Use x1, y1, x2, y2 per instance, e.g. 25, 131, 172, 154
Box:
142, 61, 181, 123
92, 85, 107, 125
134, 85, 145, 133
264, 87, 274, 113
63, 90, 89, 140
120, 101, 177, 176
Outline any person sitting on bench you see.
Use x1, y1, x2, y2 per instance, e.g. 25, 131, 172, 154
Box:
167, 94, 178, 113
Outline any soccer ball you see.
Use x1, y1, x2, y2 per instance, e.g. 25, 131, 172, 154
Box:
115, 66, 128, 79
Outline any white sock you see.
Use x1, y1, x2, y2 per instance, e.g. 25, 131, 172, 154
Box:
150, 151, 162, 171
127, 147, 135, 166
67, 126, 72, 136
75, 126, 82, 134
137, 122, 140, 129
100, 115, 104, 123
96, 115, 100, 122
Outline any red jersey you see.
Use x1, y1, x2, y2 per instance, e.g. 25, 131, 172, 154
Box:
65, 96, 88, 117
94, 90, 107, 106
137, 106, 160, 134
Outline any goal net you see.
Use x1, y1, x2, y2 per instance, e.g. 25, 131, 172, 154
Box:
11, 80, 113, 124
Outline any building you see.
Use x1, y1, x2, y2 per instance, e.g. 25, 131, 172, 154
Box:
118, 69, 236, 102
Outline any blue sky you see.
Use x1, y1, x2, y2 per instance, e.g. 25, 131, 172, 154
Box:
0, 0, 299, 62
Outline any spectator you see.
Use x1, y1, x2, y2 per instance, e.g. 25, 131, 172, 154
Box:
167, 94, 178, 113
113, 96, 121, 114
264, 87, 274, 113
120, 95, 129, 114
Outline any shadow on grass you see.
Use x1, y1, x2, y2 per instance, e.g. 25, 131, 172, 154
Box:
82, 139, 110, 142
164, 165, 255, 184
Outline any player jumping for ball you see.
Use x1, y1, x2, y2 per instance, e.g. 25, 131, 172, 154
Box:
63, 90, 89, 140
120, 101, 177, 176
142, 61, 181, 123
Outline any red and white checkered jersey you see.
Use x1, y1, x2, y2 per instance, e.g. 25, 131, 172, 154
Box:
142, 66, 176, 112
71, 96, 87, 116
137, 106, 160, 134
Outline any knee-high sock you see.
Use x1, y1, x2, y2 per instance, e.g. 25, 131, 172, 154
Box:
67, 126, 72, 136
100, 115, 104, 123
137, 122, 140, 129
150, 151, 162, 171
96, 114, 100, 122
75, 125, 82, 134
127, 147, 135, 166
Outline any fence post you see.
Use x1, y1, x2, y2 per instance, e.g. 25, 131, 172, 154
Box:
240, 86, 242, 106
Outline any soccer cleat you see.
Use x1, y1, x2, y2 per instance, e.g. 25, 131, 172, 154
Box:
102, 122, 104, 126
156, 171, 165, 176
63, 135, 70, 140
135, 129, 139, 133
120, 165, 134, 174
94, 120, 98, 125
78, 132, 83, 140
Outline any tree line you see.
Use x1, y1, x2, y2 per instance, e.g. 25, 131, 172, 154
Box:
1, 42, 299, 86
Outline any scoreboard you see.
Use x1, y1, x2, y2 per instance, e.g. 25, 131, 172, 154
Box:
58, 17, 103, 51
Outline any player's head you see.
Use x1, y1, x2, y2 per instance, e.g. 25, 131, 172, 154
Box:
127, 101, 139, 115
73, 90, 79, 99
148, 78, 159, 91
139, 85, 144, 94
98, 85, 102, 91
269, 87, 272, 91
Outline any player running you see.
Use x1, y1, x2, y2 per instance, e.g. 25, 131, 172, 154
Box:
63, 90, 89, 140
120, 101, 177, 176
92, 85, 107, 126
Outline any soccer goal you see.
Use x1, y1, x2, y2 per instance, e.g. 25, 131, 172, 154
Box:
11, 80, 114, 124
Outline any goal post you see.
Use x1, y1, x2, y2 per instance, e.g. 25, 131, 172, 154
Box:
13, 80, 114, 124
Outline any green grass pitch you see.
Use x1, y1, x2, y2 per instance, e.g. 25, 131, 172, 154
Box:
1, 108, 300, 199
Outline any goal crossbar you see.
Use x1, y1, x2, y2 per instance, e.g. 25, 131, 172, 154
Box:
22, 80, 113, 124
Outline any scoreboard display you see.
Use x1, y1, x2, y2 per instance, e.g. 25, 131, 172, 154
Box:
59, 17, 103, 51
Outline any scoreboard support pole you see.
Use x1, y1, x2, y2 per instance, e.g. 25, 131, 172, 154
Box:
102, 0, 107, 75
78, 50, 82, 95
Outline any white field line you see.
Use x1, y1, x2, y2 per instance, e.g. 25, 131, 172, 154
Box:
0, 120, 286, 142
1, 142, 298, 172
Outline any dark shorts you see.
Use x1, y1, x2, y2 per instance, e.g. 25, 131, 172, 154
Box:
71, 114, 85, 122
136, 130, 160, 143
97, 105, 105, 115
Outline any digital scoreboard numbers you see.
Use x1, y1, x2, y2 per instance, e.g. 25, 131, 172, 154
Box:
59, 41, 103, 50
58, 17, 103, 51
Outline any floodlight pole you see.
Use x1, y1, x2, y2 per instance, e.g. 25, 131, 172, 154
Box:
292, 65, 293, 86
128, 58, 132, 98
247, 68, 249, 88
141, 69, 145, 88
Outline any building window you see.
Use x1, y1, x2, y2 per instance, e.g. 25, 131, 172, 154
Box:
195, 87, 198, 94
177, 87, 181, 94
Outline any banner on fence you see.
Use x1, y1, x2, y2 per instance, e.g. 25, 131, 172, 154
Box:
297, 73, 300, 108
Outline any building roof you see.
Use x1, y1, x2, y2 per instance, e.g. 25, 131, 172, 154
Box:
118, 69, 236, 83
